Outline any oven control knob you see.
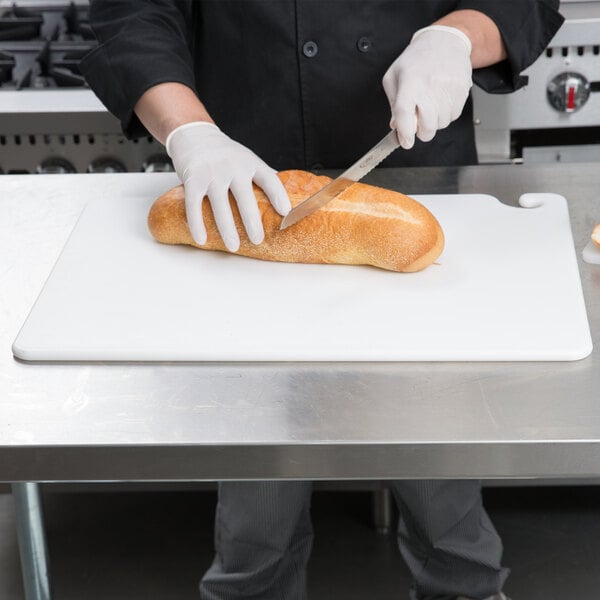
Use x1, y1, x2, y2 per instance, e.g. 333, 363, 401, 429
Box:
143, 154, 174, 173
37, 157, 76, 174
87, 157, 127, 173
547, 72, 590, 113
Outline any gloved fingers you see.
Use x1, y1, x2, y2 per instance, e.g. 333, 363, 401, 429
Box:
207, 182, 240, 252
381, 69, 398, 116
183, 179, 208, 246
450, 103, 464, 124
415, 95, 438, 143
230, 178, 264, 245
392, 97, 418, 150
436, 87, 455, 131
253, 168, 291, 216
382, 71, 402, 132
438, 106, 453, 131
449, 86, 470, 122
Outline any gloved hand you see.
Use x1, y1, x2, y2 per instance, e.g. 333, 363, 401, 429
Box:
166, 122, 291, 252
382, 25, 473, 150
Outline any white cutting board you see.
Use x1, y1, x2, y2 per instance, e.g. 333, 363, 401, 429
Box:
13, 192, 592, 361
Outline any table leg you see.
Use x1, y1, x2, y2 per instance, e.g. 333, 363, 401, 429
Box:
11, 482, 52, 600
371, 486, 394, 535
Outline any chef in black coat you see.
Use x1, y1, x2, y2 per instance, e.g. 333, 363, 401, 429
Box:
81, 2, 563, 599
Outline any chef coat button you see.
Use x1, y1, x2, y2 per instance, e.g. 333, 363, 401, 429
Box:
357, 37, 371, 53
311, 163, 324, 170
302, 41, 318, 58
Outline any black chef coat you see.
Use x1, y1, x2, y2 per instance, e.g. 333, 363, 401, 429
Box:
81, 1, 563, 170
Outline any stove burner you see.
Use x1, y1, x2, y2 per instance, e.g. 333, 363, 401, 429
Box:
15, 67, 31, 89
0, 2, 93, 42
63, 2, 94, 41
32, 41, 87, 87
0, 6, 43, 42
0, 3, 97, 90
0, 50, 15, 83
36, 38, 50, 75
51, 65, 85, 87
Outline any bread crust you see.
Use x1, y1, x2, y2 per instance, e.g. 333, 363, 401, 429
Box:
147, 169, 444, 272
593, 223, 600, 249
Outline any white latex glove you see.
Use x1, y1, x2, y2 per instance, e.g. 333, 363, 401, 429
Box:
382, 25, 473, 150
165, 122, 291, 252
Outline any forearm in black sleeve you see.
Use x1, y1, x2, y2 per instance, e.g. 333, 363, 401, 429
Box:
80, 0, 195, 138
456, 0, 564, 93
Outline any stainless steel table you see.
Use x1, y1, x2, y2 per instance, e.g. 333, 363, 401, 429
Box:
2, 164, 599, 599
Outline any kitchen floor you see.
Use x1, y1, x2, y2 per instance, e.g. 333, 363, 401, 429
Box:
0, 485, 599, 600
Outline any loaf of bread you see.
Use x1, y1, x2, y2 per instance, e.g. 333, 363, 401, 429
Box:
147, 169, 444, 272
593, 223, 600, 248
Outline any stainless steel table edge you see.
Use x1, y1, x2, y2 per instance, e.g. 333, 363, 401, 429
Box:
3, 441, 600, 481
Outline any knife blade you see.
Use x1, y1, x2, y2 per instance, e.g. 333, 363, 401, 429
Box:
279, 129, 400, 230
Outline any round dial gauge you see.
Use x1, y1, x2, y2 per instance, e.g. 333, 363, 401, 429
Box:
547, 72, 590, 113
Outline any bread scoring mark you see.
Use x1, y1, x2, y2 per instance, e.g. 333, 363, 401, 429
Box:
322, 202, 422, 224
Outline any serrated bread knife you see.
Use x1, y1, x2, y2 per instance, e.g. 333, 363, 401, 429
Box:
279, 129, 400, 230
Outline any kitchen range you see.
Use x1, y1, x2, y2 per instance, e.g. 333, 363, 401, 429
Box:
0, 0, 172, 174
473, 0, 600, 162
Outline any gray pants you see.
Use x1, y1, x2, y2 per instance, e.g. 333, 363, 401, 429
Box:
199, 480, 509, 600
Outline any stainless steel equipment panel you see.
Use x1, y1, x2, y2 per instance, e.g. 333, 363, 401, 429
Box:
473, 2, 600, 162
